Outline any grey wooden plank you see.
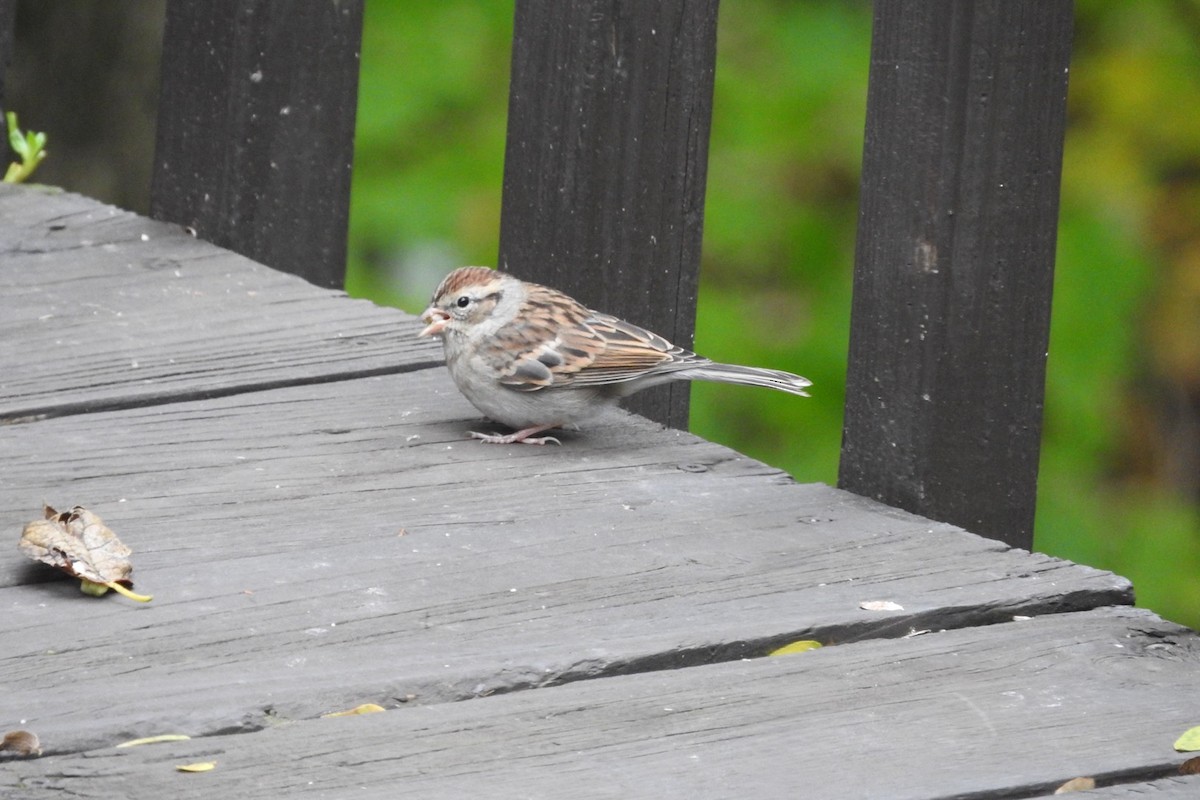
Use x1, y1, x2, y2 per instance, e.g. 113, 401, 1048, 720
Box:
0, 185, 441, 419
0, 369, 1130, 755
1, 607, 1193, 799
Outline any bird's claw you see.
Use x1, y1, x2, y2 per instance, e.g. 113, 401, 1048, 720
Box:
468, 430, 561, 446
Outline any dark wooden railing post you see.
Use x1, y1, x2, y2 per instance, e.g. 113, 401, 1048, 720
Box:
0, 1, 15, 120
150, 0, 363, 289
839, 1, 1073, 549
498, 0, 719, 429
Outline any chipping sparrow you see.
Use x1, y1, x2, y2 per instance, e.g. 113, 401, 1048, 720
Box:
419, 267, 811, 444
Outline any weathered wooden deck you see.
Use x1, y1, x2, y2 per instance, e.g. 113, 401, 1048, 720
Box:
2, 184, 1198, 798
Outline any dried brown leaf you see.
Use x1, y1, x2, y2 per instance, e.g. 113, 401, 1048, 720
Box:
18, 505, 151, 601
1, 730, 42, 757
1181, 755, 1200, 775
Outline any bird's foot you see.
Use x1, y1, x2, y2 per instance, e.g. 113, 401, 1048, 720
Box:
468, 425, 561, 445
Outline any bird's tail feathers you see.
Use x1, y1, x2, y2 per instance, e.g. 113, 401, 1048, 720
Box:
677, 363, 812, 397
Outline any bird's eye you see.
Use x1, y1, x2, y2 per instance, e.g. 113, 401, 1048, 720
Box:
456, 295, 471, 308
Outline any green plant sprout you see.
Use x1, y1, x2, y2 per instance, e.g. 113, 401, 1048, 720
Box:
4, 111, 47, 183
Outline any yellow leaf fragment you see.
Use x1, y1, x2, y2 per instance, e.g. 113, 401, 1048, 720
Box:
1175, 725, 1200, 752
79, 579, 110, 597
322, 703, 387, 718
1054, 776, 1095, 793
769, 640, 823, 656
176, 761, 217, 772
116, 734, 192, 748
104, 581, 153, 602
1, 730, 42, 757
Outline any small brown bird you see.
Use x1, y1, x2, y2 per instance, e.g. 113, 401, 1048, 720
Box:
419, 267, 811, 444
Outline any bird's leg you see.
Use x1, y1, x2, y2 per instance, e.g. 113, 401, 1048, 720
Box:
468, 424, 561, 445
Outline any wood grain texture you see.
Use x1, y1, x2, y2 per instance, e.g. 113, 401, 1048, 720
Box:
499, 0, 719, 429
150, 0, 363, 288
840, 1, 1073, 549
0, 369, 1129, 757
2, 608, 1193, 799
0, 185, 441, 420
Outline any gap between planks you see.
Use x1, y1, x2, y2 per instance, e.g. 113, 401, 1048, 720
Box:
0, 360, 445, 425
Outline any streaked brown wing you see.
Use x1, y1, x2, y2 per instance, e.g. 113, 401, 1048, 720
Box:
487, 299, 697, 391
557, 313, 704, 388
482, 287, 599, 391
579, 315, 675, 370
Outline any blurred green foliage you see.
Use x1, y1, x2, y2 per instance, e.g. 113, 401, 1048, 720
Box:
348, 1, 1199, 628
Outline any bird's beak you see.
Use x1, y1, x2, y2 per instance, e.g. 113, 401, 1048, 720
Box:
418, 307, 450, 338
